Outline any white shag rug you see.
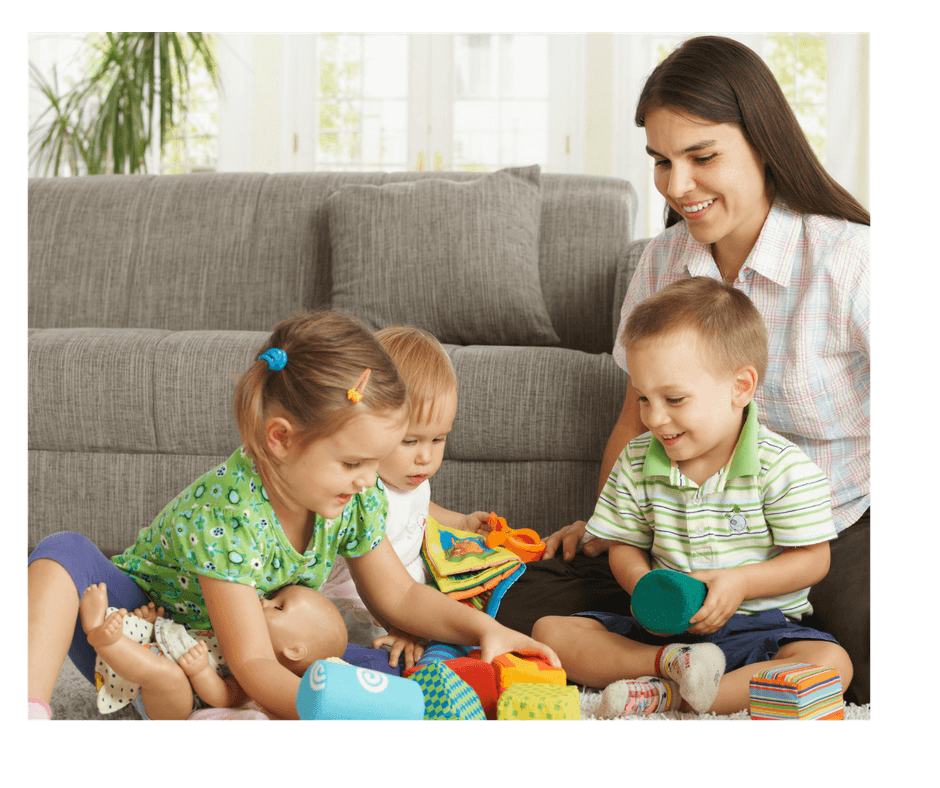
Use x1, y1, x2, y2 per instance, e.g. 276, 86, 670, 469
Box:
50, 658, 870, 721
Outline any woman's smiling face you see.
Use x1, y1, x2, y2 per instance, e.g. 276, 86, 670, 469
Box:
644, 107, 771, 274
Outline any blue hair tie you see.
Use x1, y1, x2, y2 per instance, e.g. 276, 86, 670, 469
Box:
259, 348, 288, 371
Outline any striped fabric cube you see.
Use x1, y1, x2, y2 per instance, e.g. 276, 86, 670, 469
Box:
749, 663, 844, 720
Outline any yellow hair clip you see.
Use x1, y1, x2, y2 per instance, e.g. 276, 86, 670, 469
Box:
347, 369, 371, 403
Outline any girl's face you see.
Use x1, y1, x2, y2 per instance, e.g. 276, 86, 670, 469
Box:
644, 107, 771, 271
278, 407, 409, 521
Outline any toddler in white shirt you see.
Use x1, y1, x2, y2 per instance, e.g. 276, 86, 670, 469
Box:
320, 325, 490, 668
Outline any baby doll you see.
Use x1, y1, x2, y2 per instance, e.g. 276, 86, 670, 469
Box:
79, 581, 347, 720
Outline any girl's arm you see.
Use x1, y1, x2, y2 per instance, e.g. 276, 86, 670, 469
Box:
347, 539, 561, 666
199, 576, 301, 720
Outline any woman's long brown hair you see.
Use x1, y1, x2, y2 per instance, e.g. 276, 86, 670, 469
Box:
636, 36, 870, 229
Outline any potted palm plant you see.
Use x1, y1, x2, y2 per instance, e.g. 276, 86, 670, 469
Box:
29, 32, 220, 176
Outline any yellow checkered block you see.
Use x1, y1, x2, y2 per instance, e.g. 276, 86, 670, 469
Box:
496, 683, 581, 720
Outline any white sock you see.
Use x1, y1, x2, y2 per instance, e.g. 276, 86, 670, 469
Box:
597, 677, 680, 718
656, 643, 725, 713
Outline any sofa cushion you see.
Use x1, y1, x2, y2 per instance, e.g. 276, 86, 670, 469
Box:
326, 165, 560, 346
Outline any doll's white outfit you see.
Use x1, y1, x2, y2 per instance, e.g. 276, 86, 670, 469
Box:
93, 607, 225, 714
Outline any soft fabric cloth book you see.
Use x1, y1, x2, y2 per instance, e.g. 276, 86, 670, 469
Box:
422, 516, 525, 615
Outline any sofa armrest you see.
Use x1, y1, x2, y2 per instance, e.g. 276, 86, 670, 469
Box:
610, 238, 650, 349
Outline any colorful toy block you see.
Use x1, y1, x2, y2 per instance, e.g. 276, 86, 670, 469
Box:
296, 660, 425, 720
496, 683, 581, 720
631, 569, 707, 636
492, 649, 566, 694
749, 663, 844, 720
408, 662, 487, 720
444, 656, 499, 720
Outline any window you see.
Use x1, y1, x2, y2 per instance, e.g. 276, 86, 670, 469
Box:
215, 33, 582, 174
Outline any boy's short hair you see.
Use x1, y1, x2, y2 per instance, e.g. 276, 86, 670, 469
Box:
622, 277, 768, 382
374, 325, 457, 425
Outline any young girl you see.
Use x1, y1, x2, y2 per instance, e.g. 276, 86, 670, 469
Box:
28, 310, 558, 720
320, 326, 491, 668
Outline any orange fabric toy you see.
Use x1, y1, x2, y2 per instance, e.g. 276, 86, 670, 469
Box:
484, 513, 545, 562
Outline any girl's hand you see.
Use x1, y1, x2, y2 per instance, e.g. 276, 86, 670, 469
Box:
372, 630, 427, 670
478, 626, 561, 668
685, 568, 748, 635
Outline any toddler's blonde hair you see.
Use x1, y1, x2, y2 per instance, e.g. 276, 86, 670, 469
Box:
375, 325, 457, 425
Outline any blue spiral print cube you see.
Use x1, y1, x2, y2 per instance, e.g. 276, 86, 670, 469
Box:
296, 660, 425, 720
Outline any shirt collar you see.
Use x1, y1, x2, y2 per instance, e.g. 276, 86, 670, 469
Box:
642, 403, 760, 482
680, 200, 801, 287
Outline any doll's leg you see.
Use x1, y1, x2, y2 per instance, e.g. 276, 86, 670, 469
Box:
131, 601, 164, 625
79, 584, 195, 720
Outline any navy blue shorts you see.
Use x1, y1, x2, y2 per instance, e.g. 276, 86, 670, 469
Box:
29, 532, 149, 685
575, 608, 839, 673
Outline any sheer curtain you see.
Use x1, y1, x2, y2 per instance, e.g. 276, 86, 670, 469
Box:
213, 32, 868, 238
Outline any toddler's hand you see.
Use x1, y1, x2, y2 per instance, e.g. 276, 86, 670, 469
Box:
686, 568, 748, 635
372, 630, 427, 670
478, 627, 561, 668
462, 511, 491, 533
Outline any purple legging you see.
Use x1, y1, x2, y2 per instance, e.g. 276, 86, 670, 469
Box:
28, 532, 150, 685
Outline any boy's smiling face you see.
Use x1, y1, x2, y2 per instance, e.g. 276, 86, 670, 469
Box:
625, 328, 755, 485
378, 387, 458, 492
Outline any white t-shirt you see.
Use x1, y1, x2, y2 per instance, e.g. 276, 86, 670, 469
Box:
320, 480, 433, 605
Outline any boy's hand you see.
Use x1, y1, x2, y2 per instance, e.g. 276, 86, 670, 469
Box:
685, 568, 748, 635
372, 630, 427, 670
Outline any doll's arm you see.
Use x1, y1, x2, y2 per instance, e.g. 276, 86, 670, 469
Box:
199, 576, 301, 719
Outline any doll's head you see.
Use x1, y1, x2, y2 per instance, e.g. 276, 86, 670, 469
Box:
261, 585, 348, 675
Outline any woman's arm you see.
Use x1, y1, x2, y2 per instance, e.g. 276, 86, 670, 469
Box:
599, 379, 646, 496
198, 576, 302, 720
541, 382, 646, 561
347, 539, 560, 665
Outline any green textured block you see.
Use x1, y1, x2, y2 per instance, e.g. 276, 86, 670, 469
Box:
496, 683, 581, 720
631, 569, 707, 635
408, 662, 487, 720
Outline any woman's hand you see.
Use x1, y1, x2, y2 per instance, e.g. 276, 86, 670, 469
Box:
541, 520, 614, 562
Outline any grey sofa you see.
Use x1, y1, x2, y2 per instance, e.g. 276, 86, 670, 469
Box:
28, 168, 643, 560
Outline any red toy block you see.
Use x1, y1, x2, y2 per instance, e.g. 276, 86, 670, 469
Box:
444, 657, 499, 720
492, 649, 566, 694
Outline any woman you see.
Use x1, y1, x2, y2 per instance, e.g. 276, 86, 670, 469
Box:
495, 35, 870, 705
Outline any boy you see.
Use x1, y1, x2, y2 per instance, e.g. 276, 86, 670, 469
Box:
321, 325, 490, 667
532, 277, 852, 716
